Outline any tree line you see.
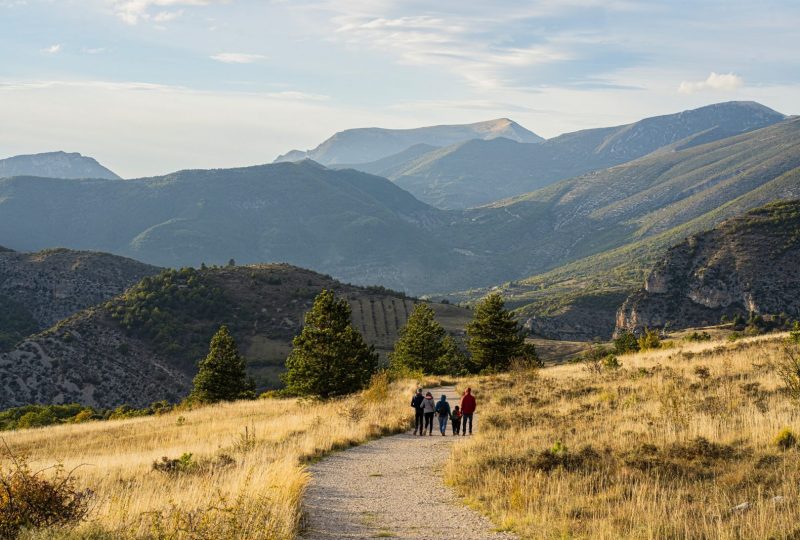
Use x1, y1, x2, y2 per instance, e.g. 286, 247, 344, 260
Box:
190, 289, 538, 402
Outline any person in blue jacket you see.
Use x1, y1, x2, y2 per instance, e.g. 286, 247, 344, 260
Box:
434, 394, 451, 436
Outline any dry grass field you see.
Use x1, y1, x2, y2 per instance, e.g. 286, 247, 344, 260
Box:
447, 333, 800, 539
2, 376, 416, 539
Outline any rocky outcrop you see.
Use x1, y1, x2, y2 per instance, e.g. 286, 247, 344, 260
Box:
616, 201, 800, 334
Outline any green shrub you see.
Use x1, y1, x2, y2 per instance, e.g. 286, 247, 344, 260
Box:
684, 331, 711, 342
774, 428, 797, 450
637, 328, 661, 351
613, 331, 640, 355
601, 354, 622, 371
152, 453, 196, 475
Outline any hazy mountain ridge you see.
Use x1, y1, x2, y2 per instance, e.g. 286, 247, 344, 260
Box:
0, 151, 121, 180
274, 118, 543, 165
386, 101, 786, 209
616, 200, 800, 334
0, 264, 469, 408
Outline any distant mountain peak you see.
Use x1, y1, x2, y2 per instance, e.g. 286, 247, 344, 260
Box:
0, 151, 121, 180
274, 118, 543, 166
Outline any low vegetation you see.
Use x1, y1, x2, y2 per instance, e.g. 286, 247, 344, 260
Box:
446, 333, 800, 539
1, 376, 416, 539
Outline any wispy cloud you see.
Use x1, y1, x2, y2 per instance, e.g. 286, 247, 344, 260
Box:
678, 72, 744, 94
41, 44, 62, 54
82, 47, 107, 55
210, 52, 267, 64
111, 0, 216, 25
263, 91, 329, 101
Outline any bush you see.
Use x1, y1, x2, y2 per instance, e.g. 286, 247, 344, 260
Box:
362, 371, 391, 403
601, 354, 622, 371
613, 331, 640, 355
684, 331, 711, 342
0, 450, 93, 539
774, 428, 797, 450
637, 328, 661, 351
152, 452, 196, 475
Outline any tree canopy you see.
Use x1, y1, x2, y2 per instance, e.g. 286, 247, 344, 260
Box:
466, 293, 525, 372
284, 290, 378, 398
188, 325, 255, 403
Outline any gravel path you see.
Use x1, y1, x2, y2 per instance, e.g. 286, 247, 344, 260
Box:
301, 386, 516, 540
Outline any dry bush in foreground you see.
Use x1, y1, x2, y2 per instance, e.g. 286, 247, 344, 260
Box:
447, 333, 800, 539
2, 377, 416, 539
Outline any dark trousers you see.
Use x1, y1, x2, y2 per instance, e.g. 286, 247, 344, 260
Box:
414, 410, 424, 433
452, 417, 461, 435
423, 412, 434, 433
462, 413, 474, 434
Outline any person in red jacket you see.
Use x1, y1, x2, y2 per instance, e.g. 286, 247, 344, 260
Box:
459, 387, 476, 436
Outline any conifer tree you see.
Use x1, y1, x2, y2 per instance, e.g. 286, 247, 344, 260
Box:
466, 293, 525, 372
284, 290, 378, 398
390, 303, 447, 373
189, 325, 255, 403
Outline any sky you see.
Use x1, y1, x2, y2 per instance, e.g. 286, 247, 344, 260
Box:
0, 0, 798, 178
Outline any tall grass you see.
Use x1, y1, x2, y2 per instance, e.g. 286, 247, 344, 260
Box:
3, 378, 416, 539
446, 333, 800, 539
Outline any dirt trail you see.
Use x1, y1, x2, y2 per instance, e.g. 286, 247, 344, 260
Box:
300, 385, 516, 540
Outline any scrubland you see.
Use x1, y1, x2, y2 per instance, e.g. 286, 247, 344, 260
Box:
447, 333, 800, 539
2, 375, 414, 539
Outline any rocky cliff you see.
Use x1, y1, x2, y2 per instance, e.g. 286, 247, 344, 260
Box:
616, 201, 800, 334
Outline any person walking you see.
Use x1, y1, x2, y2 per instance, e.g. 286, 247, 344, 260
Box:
410, 388, 425, 435
451, 405, 462, 435
435, 394, 451, 436
460, 387, 476, 436
420, 391, 436, 436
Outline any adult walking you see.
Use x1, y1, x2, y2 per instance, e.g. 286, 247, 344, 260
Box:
434, 394, 451, 436
410, 388, 425, 435
460, 387, 476, 436
420, 391, 436, 436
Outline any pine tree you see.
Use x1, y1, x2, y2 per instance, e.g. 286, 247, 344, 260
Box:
433, 335, 472, 375
390, 303, 447, 373
189, 326, 255, 403
466, 293, 524, 372
284, 290, 378, 398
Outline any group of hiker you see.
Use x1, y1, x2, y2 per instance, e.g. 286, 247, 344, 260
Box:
410, 387, 476, 436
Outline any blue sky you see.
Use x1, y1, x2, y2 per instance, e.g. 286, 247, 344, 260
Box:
1, 0, 798, 177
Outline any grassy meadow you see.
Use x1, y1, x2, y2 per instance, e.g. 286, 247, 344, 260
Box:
446, 333, 800, 539
2, 376, 416, 539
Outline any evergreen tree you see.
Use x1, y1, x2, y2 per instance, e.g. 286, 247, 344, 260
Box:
189, 326, 255, 403
284, 290, 378, 398
390, 303, 447, 373
466, 293, 524, 372
433, 335, 472, 376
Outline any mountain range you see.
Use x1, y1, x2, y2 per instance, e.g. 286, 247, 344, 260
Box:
1, 102, 798, 343
274, 118, 543, 165
0, 151, 120, 180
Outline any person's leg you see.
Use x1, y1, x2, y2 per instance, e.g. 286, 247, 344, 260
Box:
463, 414, 473, 435
439, 415, 447, 435
425, 413, 433, 434
468, 413, 474, 434
414, 412, 423, 435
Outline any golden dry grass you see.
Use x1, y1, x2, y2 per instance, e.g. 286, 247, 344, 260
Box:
3, 376, 416, 539
446, 333, 800, 539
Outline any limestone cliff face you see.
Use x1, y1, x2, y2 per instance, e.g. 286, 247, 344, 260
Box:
616, 200, 800, 334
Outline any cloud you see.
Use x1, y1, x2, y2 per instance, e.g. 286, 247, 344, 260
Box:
82, 47, 107, 54
678, 72, 743, 94
41, 44, 61, 54
111, 0, 216, 25
210, 52, 267, 64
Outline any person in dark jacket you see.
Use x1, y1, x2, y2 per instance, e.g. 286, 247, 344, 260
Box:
411, 388, 424, 435
435, 395, 451, 436
451, 405, 462, 435
420, 392, 436, 435
460, 387, 476, 435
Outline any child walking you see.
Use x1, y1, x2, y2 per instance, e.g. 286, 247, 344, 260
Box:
451, 405, 462, 435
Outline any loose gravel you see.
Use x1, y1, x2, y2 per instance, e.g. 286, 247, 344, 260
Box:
301, 386, 516, 540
